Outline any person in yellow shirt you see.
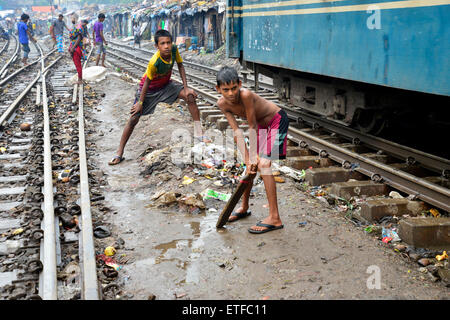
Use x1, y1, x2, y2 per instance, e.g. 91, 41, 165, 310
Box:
108, 29, 204, 165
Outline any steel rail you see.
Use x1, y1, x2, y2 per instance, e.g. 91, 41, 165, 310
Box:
78, 46, 100, 300
288, 126, 450, 212
0, 37, 8, 56
0, 56, 61, 129
38, 42, 70, 300
0, 34, 19, 78
0, 47, 57, 87
40, 47, 58, 300
282, 106, 450, 175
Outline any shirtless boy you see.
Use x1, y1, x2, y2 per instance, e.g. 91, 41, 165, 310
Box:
216, 66, 289, 234
108, 29, 203, 165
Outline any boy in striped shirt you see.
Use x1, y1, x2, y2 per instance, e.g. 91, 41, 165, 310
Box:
109, 30, 203, 165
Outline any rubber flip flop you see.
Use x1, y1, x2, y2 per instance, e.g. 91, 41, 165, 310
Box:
228, 210, 251, 222
108, 155, 125, 166
93, 226, 111, 239
248, 221, 284, 234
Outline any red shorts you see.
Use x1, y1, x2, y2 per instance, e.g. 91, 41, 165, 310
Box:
257, 109, 289, 160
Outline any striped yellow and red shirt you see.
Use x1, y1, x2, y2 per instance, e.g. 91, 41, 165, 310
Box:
139, 44, 183, 92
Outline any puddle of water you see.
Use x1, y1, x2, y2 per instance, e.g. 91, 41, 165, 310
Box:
154, 239, 192, 268
151, 217, 216, 285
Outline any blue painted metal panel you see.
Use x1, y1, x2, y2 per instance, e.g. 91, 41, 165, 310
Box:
236, 1, 450, 96
226, 0, 243, 58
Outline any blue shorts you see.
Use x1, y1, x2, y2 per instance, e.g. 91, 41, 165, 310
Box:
96, 42, 106, 55
21, 43, 30, 58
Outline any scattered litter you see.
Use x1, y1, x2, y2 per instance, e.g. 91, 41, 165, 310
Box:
69, 66, 107, 84
201, 189, 231, 202
12, 228, 23, 235
142, 146, 171, 166
382, 227, 401, 243
154, 192, 178, 206
182, 176, 195, 185
57, 169, 72, 182
19, 123, 31, 131
97, 254, 122, 272
436, 251, 448, 261
104, 246, 116, 256
394, 244, 407, 252
382, 237, 392, 243
389, 191, 404, 199
274, 176, 285, 183
429, 208, 440, 218
309, 186, 327, 197
298, 222, 307, 227
418, 258, 430, 267
174, 292, 187, 299
364, 225, 382, 235
272, 163, 305, 181
178, 193, 205, 210
60, 213, 78, 229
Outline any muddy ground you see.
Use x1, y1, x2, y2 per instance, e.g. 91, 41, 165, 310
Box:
84, 72, 449, 300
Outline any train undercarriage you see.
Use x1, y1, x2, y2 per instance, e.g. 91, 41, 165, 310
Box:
247, 61, 450, 137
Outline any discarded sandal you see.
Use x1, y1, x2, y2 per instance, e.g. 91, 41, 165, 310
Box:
228, 210, 251, 222
248, 221, 284, 234
108, 155, 125, 165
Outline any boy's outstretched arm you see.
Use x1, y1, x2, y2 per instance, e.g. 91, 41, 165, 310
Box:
131, 77, 150, 116
241, 91, 259, 173
222, 106, 256, 173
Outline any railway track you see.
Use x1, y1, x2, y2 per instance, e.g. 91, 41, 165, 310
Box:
0, 35, 19, 80
108, 39, 274, 91
105, 40, 449, 217
0, 41, 100, 299
0, 37, 11, 58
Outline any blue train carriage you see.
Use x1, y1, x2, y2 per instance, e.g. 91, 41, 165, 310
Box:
227, 0, 450, 133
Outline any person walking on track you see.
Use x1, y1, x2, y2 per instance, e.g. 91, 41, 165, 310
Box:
50, 14, 69, 53
93, 13, 107, 67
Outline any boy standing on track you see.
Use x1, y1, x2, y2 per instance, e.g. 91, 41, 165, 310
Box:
108, 29, 204, 166
215, 66, 289, 234
93, 13, 107, 67
17, 14, 36, 66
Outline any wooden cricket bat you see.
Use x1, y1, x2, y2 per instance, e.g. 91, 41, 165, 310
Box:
216, 164, 257, 228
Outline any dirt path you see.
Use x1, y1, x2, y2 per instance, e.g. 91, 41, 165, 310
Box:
88, 76, 448, 300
